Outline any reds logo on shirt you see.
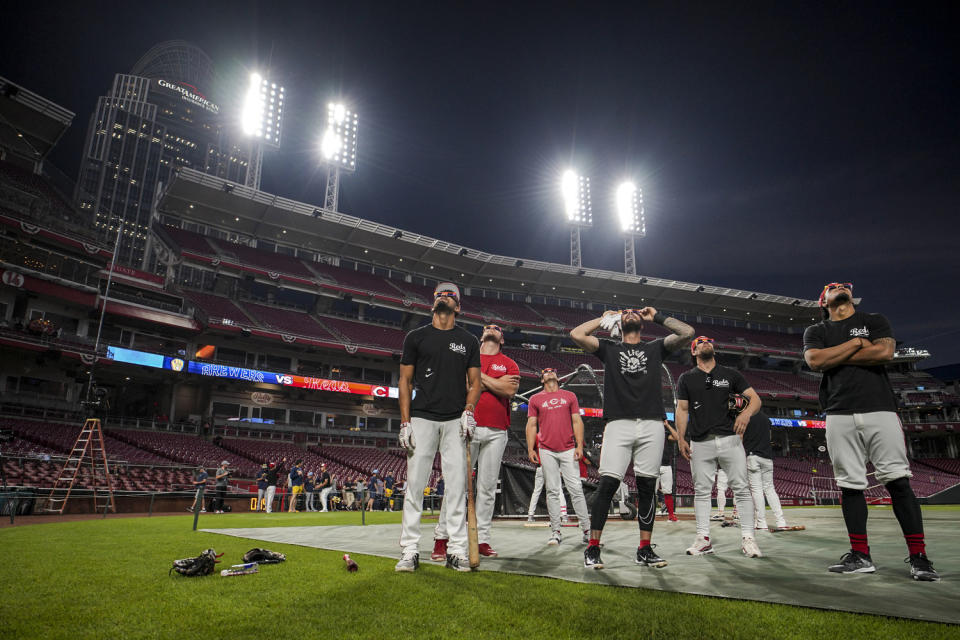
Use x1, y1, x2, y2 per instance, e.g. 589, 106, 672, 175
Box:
849, 327, 870, 337
449, 342, 467, 355
541, 397, 569, 409
490, 363, 507, 373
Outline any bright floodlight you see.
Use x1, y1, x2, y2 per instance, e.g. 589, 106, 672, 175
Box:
241, 72, 285, 148
616, 181, 644, 235
321, 102, 358, 172
561, 169, 592, 226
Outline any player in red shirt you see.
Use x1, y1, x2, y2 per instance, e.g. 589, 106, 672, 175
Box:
526, 368, 591, 545
432, 324, 520, 560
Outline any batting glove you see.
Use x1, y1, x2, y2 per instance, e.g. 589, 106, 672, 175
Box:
600, 312, 622, 332
460, 410, 476, 440
398, 422, 415, 453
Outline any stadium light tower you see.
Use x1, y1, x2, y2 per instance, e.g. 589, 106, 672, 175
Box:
562, 169, 592, 267
320, 102, 358, 212
240, 72, 285, 189
616, 181, 645, 274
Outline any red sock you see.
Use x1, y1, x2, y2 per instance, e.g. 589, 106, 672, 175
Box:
638, 539, 651, 549
849, 533, 869, 555
589, 538, 600, 547
664, 494, 675, 516
904, 533, 925, 556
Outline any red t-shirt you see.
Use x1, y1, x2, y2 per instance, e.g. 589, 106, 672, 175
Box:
474, 352, 520, 429
528, 389, 580, 452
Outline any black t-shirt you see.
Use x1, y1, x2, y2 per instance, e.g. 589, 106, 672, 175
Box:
265, 465, 284, 487
742, 412, 774, 458
677, 365, 750, 441
401, 324, 481, 421
594, 338, 669, 421
802, 311, 898, 415
318, 471, 331, 488
661, 436, 677, 466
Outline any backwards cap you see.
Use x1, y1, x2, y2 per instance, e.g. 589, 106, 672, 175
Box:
434, 282, 460, 301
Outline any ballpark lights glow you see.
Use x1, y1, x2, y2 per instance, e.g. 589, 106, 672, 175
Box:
561, 169, 592, 226
241, 73, 285, 148
321, 102, 358, 172
616, 181, 644, 235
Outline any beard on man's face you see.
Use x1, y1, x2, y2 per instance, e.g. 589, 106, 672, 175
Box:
621, 317, 643, 333
481, 333, 500, 344
698, 345, 715, 360
832, 291, 852, 306
433, 298, 455, 314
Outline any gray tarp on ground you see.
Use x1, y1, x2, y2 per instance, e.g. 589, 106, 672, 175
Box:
203, 507, 958, 625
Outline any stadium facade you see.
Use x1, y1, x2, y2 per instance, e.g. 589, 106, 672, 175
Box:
74, 41, 252, 268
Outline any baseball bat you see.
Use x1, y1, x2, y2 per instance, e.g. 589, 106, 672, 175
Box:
464, 439, 480, 569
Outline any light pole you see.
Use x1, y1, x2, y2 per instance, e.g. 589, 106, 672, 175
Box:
562, 169, 592, 267
240, 72, 285, 189
320, 102, 358, 212
616, 181, 644, 275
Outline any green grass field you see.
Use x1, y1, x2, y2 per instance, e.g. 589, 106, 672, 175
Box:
2, 510, 957, 639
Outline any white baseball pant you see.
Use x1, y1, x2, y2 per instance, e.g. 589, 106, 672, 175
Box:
539, 447, 590, 535
825, 411, 911, 489
400, 417, 468, 557
657, 465, 673, 493
715, 468, 729, 510
527, 465, 568, 516
691, 434, 754, 538
747, 454, 786, 528
433, 426, 508, 544
264, 485, 277, 513
320, 487, 333, 511
597, 419, 665, 479
257, 487, 266, 510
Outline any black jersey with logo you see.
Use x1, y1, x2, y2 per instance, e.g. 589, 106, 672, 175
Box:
802, 311, 897, 415
401, 324, 481, 421
594, 338, 669, 421
677, 365, 750, 441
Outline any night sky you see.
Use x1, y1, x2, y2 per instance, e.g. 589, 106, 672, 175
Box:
3, 2, 958, 366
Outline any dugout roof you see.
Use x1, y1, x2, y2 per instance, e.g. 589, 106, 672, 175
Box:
0, 76, 75, 165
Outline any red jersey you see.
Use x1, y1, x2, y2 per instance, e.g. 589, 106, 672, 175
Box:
528, 389, 580, 452
474, 351, 520, 429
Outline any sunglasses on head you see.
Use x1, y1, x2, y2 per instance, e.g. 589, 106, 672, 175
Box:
704, 372, 714, 390
434, 291, 459, 300
824, 282, 853, 293
484, 324, 502, 333
620, 309, 643, 316
541, 368, 557, 377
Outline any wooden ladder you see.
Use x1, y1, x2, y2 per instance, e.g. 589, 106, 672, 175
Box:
44, 418, 116, 515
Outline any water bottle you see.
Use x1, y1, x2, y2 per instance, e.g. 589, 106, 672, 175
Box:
343, 553, 359, 572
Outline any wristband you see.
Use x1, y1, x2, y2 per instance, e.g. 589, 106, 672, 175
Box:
653, 312, 667, 324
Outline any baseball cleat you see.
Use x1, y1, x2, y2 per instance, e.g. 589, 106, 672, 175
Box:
741, 536, 763, 558
686, 535, 714, 556
636, 544, 668, 568
583, 544, 604, 569
445, 554, 472, 572
477, 543, 498, 558
668, 514, 678, 522
431, 538, 448, 562
548, 531, 562, 546
828, 550, 875, 574
906, 553, 940, 582
710, 512, 724, 521
394, 552, 419, 572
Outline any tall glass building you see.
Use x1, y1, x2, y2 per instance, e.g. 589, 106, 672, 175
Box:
75, 41, 251, 267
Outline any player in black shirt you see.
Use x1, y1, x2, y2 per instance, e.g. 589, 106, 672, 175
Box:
395, 282, 481, 573
803, 282, 938, 581
571, 306, 694, 569
742, 412, 790, 531
676, 336, 763, 558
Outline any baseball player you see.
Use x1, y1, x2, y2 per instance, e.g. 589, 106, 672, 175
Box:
711, 468, 729, 521
658, 421, 679, 522
676, 336, 763, 558
571, 307, 695, 569
526, 367, 591, 545
395, 282, 481, 573
743, 411, 789, 531
803, 282, 938, 580
432, 323, 519, 559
